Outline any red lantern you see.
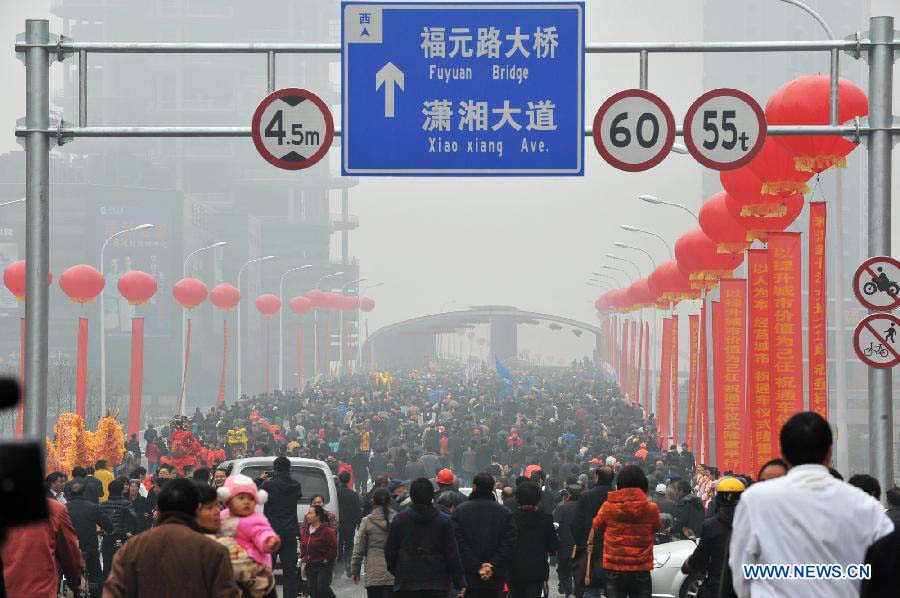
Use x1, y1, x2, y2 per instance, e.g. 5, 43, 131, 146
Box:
3, 260, 53, 301
60, 264, 105, 304
649, 260, 700, 304
594, 297, 605, 312
765, 75, 868, 173
305, 289, 326, 308
209, 283, 240, 310
725, 193, 804, 243
699, 192, 750, 254
255, 293, 281, 317
172, 278, 208, 309
289, 295, 313, 315
746, 138, 813, 199
117, 270, 157, 306
626, 278, 656, 309
675, 228, 744, 287
360, 297, 376, 312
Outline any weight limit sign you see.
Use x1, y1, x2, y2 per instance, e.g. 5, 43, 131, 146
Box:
251, 88, 335, 170
854, 313, 900, 369
682, 88, 766, 171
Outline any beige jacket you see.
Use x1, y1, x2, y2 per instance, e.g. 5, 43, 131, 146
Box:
350, 508, 395, 587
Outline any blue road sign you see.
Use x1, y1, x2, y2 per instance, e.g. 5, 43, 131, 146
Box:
342, 2, 585, 176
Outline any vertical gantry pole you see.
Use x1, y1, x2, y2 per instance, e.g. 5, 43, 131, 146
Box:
23, 19, 50, 441
867, 16, 894, 492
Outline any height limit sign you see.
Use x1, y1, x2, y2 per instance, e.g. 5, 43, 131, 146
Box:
252, 88, 335, 170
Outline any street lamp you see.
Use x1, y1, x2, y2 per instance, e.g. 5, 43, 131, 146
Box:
605, 252, 642, 278
99, 223, 154, 415
180, 240, 227, 411
237, 255, 274, 401
278, 264, 313, 391
602, 264, 633, 285
339, 278, 365, 374
592, 271, 624, 288
358, 282, 383, 367
613, 241, 658, 271
621, 224, 674, 260
0, 198, 25, 208
638, 194, 699, 222
313, 271, 345, 376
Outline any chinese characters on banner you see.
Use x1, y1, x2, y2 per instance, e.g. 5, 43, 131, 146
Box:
621, 319, 630, 402
720, 279, 747, 473
808, 202, 828, 418
643, 321, 651, 419
658, 317, 673, 449
671, 315, 679, 446
686, 314, 700, 452
768, 232, 804, 445
747, 249, 773, 475
698, 301, 710, 465
631, 319, 640, 408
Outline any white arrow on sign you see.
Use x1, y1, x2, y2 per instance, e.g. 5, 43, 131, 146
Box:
375, 62, 404, 118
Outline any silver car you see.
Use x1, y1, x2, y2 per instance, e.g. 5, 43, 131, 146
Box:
651, 538, 704, 598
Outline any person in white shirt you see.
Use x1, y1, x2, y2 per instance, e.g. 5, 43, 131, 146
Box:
45, 471, 67, 505
729, 411, 893, 598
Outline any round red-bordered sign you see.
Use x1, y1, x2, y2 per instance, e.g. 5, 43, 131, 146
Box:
251, 88, 334, 171
852, 256, 900, 312
592, 89, 675, 173
683, 88, 766, 171
853, 313, 900, 368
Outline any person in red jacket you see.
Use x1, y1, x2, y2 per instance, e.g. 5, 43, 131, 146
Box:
301, 505, 338, 598
592, 465, 661, 598
2, 498, 85, 597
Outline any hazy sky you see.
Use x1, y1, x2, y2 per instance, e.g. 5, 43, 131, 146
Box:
2, 0, 898, 362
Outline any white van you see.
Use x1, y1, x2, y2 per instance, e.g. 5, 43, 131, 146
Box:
218, 457, 340, 525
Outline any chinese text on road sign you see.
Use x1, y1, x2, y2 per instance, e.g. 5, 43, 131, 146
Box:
342, 2, 585, 175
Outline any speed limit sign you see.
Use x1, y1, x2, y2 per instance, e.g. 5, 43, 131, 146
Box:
683, 88, 766, 170
251, 88, 334, 170
592, 89, 675, 172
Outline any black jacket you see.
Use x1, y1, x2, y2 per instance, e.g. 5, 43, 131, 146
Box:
861, 528, 900, 598
262, 471, 302, 534
673, 494, 705, 538
67, 496, 112, 554
337, 484, 362, 531
99, 497, 137, 539
652, 494, 677, 517
553, 500, 578, 555
539, 489, 557, 515
452, 494, 518, 589
384, 504, 465, 592
64, 476, 100, 504
508, 508, 559, 584
684, 504, 735, 596
573, 483, 612, 547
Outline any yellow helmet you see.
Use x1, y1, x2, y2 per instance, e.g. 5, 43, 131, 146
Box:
716, 477, 746, 493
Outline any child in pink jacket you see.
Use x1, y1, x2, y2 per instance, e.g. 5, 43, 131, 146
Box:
217, 474, 281, 568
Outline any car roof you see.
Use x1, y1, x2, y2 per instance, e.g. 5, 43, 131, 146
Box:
220, 457, 332, 469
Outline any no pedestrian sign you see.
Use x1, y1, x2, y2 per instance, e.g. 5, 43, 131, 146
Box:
852, 256, 900, 312
251, 88, 334, 171
854, 313, 900, 368
341, 2, 585, 176
682, 88, 766, 171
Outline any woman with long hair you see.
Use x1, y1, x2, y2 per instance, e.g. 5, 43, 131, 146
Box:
351, 488, 395, 598
301, 505, 338, 598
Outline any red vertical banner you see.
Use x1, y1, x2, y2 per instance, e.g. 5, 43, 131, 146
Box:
747, 249, 773, 474
15, 317, 24, 438
670, 315, 679, 447
630, 319, 639, 405
76, 316, 88, 418
720, 279, 748, 473
698, 301, 710, 465
622, 319, 628, 398
686, 315, 700, 452
657, 317, 673, 449
178, 318, 193, 414
712, 301, 724, 467
768, 232, 804, 449
808, 202, 828, 418
216, 320, 229, 407
127, 318, 145, 436
297, 324, 304, 389
643, 321, 650, 418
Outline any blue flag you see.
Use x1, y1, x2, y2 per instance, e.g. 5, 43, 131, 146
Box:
494, 354, 512, 385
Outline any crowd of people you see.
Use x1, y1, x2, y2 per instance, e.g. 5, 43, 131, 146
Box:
1, 361, 899, 598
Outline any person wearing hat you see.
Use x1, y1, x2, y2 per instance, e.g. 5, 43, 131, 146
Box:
651, 483, 677, 518
681, 477, 745, 598
434, 468, 467, 510
553, 484, 582, 598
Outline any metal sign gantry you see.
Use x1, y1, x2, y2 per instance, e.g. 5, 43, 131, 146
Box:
14, 16, 900, 493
